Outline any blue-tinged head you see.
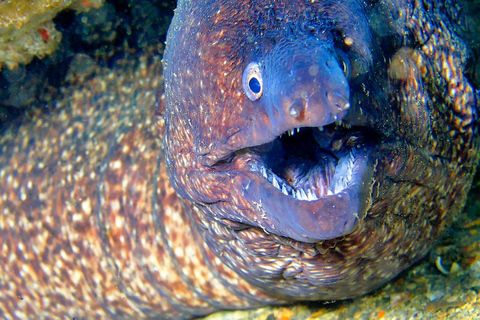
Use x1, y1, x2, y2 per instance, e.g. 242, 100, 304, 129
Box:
164, 0, 374, 243
163, 0, 479, 301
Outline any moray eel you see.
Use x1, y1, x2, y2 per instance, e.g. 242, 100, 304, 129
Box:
0, 0, 479, 319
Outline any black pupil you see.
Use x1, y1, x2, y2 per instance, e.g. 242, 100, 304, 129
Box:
249, 77, 261, 94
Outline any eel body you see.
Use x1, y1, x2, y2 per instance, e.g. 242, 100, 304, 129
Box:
1, 0, 479, 319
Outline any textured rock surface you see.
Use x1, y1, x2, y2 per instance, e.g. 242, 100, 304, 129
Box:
0, 0, 104, 70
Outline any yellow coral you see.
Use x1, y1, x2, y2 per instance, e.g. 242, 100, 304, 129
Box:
0, 0, 103, 70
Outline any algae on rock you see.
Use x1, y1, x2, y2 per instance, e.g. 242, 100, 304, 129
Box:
0, 0, 103, 70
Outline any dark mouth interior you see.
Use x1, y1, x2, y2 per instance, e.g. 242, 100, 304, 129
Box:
262, 128, 338, 187
249, 123, 376, 201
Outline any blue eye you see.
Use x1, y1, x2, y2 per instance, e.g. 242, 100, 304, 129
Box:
249, 77, 261, 94
242, 61, 263, 101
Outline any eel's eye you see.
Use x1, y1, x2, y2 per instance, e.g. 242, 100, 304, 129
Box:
242, 61, 263, 101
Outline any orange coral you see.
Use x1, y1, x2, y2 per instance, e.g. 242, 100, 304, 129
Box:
0, 0, 103, 70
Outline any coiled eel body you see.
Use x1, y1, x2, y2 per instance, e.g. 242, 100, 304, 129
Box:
0, 0, 479, 318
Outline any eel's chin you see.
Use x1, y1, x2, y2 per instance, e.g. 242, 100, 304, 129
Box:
217, 123, 375, 243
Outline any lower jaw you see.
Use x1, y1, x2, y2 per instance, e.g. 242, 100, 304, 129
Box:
238, 149, 370, 243
252, 125, 372, 197
254, 148, 360, 201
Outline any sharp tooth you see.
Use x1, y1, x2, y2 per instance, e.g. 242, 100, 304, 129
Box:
327, 189, 334, 196
306, 189, 312, 201
296, 127, 300, 133
289, 129, 295, 136
318, 126, 324, 131
272, 177, 280, 189
299, 190, 305, 200
261, 167, 267, 178
295, 190, 302, 199
300, 189, 307, 200
281, 184, 288, 195
267, 172, 273, 183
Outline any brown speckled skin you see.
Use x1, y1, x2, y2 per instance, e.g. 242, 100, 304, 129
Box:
163, 0, 479, 306
0, 1, 478, 319
0, 55, 273, 318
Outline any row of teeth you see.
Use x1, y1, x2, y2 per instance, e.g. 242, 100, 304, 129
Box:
254, 125, 358, 201
285, 121, 350, 137
254, 150, 357, 201
258, 166, 333, 201
286, 128, 301, 136
331, 151, 356, 193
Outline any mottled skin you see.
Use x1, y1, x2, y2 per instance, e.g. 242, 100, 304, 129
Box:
163, 0, 479, 303
0, 55, 273, 319
0, 1, 478, 320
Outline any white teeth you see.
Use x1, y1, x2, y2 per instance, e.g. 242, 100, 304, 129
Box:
272, 177, 280, 189
331, 150, 356, 194
256, 150, 357, 202
266, 173, 272, 183
307, 189, 317, 201
349, 151, 355, 164
291, 188, 317, 201
260, 167, 294, 197
287, 128, 301, 136
295, 190, 302, 200
281, 184, 288, 195
256, 166, 323, 202
300, 189, 307, 200
261, 166, 267, 178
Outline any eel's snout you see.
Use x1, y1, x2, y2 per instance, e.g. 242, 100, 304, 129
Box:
263, 46, 350, 135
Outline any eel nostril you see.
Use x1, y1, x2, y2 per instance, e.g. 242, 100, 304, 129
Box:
289, 100, 304, 119
327, 91, 350, 111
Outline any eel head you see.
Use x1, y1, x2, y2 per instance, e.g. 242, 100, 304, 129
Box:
163, 0, 376, 243
162, 0, 479, 301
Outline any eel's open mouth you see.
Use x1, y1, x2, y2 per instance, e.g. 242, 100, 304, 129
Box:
214, 121, 376, 243
250, 124, 368, 201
